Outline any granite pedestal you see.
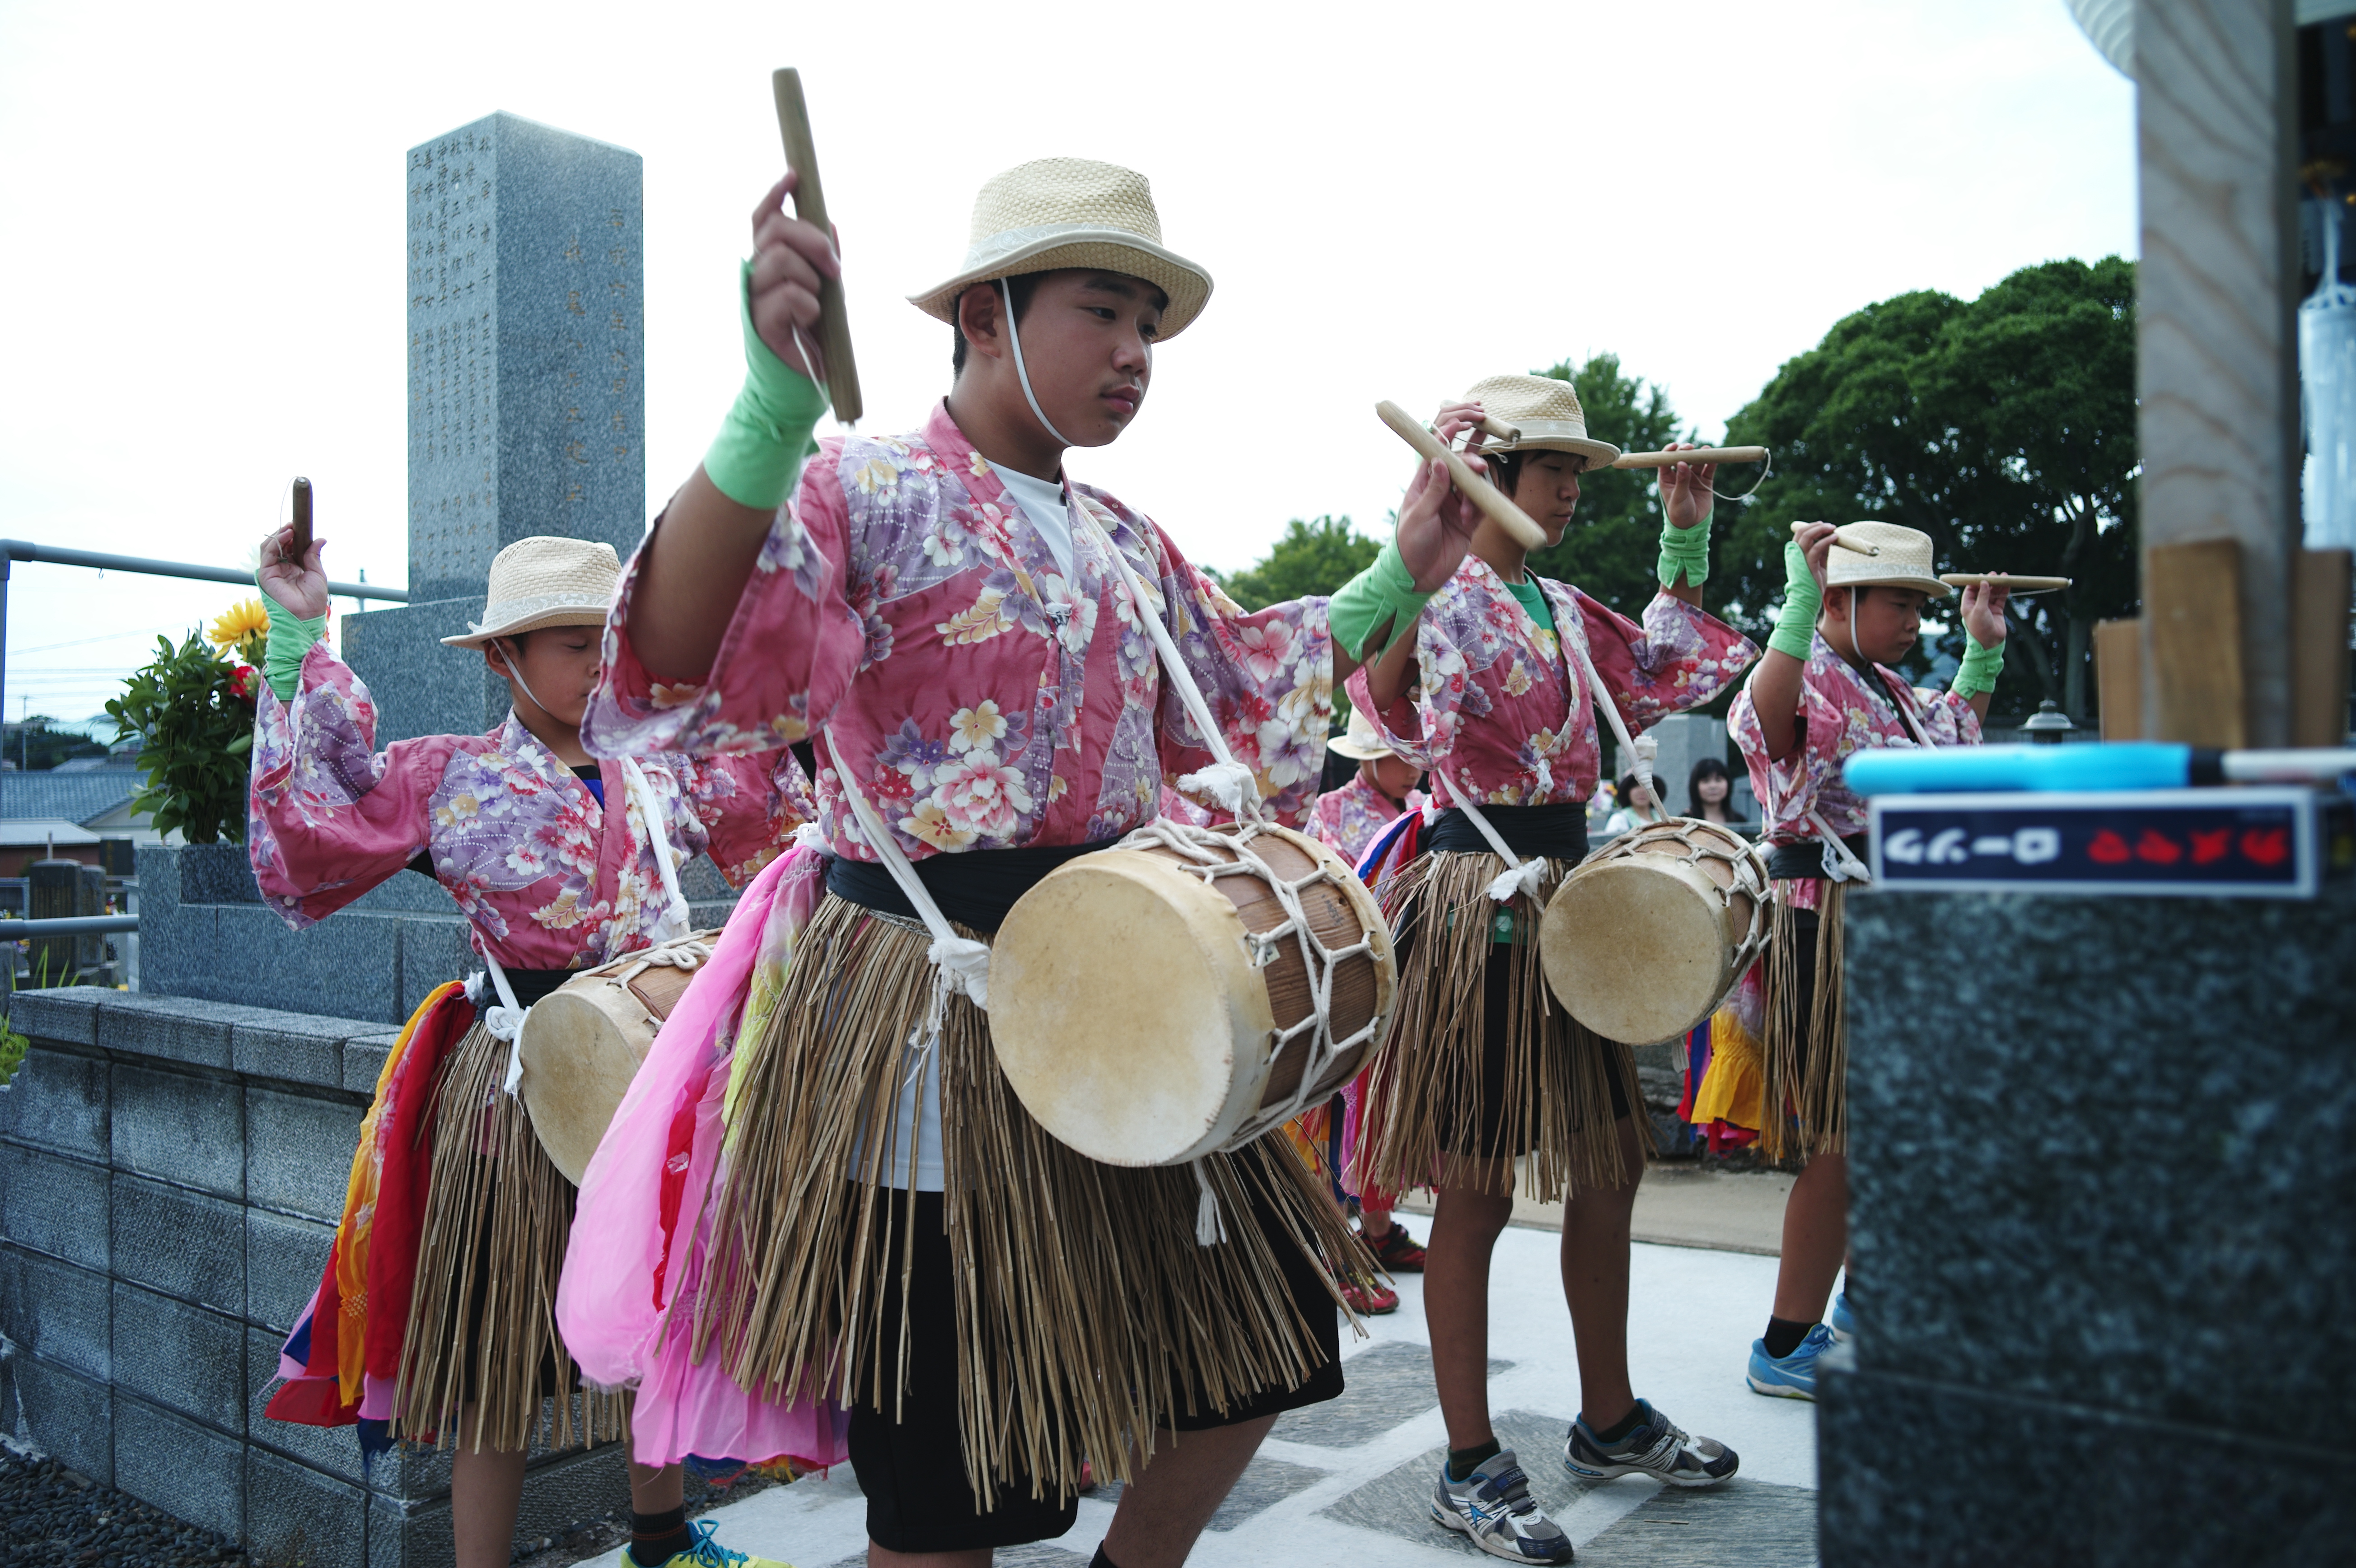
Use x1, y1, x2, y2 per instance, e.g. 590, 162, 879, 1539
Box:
1819, 877, 2356, 1563
348, 111, 646, 743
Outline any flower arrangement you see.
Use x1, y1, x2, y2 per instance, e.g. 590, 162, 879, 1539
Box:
105, 597, 268, 844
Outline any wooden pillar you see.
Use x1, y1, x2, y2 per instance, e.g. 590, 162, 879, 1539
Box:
2135, 0, 2302, 747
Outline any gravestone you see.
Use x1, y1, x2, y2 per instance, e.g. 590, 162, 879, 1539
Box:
342, 111, 646, 745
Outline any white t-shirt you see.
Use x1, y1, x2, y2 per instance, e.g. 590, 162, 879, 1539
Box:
987, 461, 1077, 579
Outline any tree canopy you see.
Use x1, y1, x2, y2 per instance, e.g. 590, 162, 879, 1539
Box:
1213, 514, 1378, 611
1524, 354, 1691, 618
1720, 256, 2139, 718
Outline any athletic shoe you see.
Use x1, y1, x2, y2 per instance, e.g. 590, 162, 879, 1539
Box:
1341, 1277, 1399, 1315
1828, 1291, 1856, 1343
1429, 1449, 1575, 1563
1564, 1400, 1739, 1488
1366, 1221, 1428, 1273
622, 1521, 794, 1568
1746, 1323, 1835, 1401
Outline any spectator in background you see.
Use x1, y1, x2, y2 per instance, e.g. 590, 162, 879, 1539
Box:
1688, 756, 1739, 826
1603, 772, 1657, 836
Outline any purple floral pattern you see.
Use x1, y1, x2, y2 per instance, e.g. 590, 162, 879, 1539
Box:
1346, 555, 1757, 808
1729, 630, 1981, 910
248, 642, 805, 968
1306, 773, 1426, 867
583, 401, 1336, 865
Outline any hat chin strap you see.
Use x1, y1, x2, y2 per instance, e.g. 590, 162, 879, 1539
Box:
497, 639, 556, 722
1001, 277, 1079, 450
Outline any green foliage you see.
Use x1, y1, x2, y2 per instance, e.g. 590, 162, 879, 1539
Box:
1524, 354, 1692, 617
1720, 257, 2139, 718
0, 1019, 25, 1089
0, 718, 109, 772
105, 630, 257, 845
1214, 515, 1379, 611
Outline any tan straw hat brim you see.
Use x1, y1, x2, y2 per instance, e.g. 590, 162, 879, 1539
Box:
908, 229, 1214, 339
1823, 522, 1953, 599
439, 602, 613, 649
1483, 421, 1622, 471
1328, 731, 1394, 761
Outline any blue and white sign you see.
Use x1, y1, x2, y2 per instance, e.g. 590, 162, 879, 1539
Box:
1867, 788, 2318, 899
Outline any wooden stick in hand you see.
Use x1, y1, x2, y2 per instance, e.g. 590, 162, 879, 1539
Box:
771, 68, 862, 426
1609, 445, 1768, 469
288, 477, 313, 564
1375, 401, 1547, 550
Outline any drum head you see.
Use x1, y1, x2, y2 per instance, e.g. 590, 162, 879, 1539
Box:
989, 855, 1276, 1167
1539, 857, 1729, 1045
517, 989, 652, 1185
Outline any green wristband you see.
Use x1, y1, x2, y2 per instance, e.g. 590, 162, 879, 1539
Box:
1656, 516, 1711, 588
1329, 541, 1434, 662
1766, 540, 1822, 663
1953, 632, 2005, 698
701, 259, 831, 511
259, 591, 327, 703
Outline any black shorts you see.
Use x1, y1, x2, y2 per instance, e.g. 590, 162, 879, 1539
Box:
846, 1180, 1344, 1554
1439, 945, 1632, 1161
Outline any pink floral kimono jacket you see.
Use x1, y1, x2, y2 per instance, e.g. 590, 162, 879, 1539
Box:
1728, 629, 1981, 913
248, 642, 806, 967
1307, 772, 1426, 868
1348, 556, 1758, 859
556, 401, 1338, 1461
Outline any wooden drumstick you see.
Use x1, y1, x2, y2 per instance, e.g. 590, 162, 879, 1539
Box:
1609, 445, 1769, 469
1476, 414, 1520, 444
1375, 401, 1547, 550
771, 68, 862, 426
287, 477, 313, 563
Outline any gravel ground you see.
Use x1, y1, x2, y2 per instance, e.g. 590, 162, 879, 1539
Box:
0, 1446, 252, 1568
0, 1440, 790, 1568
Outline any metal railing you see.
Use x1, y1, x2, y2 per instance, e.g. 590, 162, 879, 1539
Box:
0, 538, 410, 771
0, 915, 138, 936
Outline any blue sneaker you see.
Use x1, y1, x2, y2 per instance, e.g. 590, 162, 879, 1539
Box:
1828, 1292, 1856, 1343
1430, 1448, 1574, 1562
1746, 1322, 1835, 1400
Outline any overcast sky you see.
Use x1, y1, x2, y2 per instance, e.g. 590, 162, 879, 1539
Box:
0, 0, 2134, 728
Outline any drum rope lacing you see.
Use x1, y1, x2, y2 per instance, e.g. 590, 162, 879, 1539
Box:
1117, 816, 1393, 1153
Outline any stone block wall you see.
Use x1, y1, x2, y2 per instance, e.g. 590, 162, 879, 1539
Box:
136, 842, 740, 1026
0, 987, 638, 1568
1820, 878, 2356, 1563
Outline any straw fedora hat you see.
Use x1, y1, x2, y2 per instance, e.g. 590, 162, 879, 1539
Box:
1463, 374, 1621, 471
1823, 522, 1952, 599
907, 158, 1215, 340
439, 537, 622, 648
1327, 706, 1399, 761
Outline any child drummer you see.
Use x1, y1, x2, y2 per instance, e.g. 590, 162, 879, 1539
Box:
1348, 377, 1757, 1563
1729, 521, 2007, 1399
570, 159, 1482, 1568
248, 533, 810, 1568
1307, 706, 1430, 1285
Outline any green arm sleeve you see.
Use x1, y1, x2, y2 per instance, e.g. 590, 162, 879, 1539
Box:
1656, 514, 1711, 588
701, 259, 831, 511
260, 593, 327, 702
1328, 541, 1434, 663
1765, 540, 1823, 662
1952, 632, 2005, 698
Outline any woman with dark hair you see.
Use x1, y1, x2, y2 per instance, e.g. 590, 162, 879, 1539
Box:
1601, 772, 1656, 836
1688, 756, 1736, 825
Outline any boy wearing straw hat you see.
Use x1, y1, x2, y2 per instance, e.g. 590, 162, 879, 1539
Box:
1346, 378, 1758, 1562
1729, 521, 2009, 1400
1308, 707, 1430, 1283
565, 160, 1483, 1566
247, 534, 815, 1568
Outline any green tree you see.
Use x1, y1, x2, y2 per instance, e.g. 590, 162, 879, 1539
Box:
1213, 514, 1379, 611
1524, 354, 1691, 616
1720, 257, 2139, 719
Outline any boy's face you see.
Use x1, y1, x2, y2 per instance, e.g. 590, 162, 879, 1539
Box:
1001, 270, 1164, 447
487, 626, 603, 728
1506, 451, 1584, 546
1825, 585, 1929, 666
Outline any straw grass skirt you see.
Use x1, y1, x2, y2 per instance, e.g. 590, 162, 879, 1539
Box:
1760, 882, 1847, 1160
692, 896, 1365, 1504
1356, 851, 1642, 1204
396, 1017, 627, 1453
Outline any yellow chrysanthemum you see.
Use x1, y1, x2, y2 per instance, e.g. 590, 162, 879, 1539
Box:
209, 597, 271, 662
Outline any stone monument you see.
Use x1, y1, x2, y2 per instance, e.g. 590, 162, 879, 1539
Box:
344, 111, 646, 745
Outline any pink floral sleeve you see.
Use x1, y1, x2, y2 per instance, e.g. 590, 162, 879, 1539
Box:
246, 642, 461, 929
681, 751, 812, 889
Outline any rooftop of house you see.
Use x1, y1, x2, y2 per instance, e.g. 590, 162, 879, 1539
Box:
0, 766, 145, 827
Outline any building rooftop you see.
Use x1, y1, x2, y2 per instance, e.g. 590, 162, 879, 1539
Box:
0, 767, 144, 827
